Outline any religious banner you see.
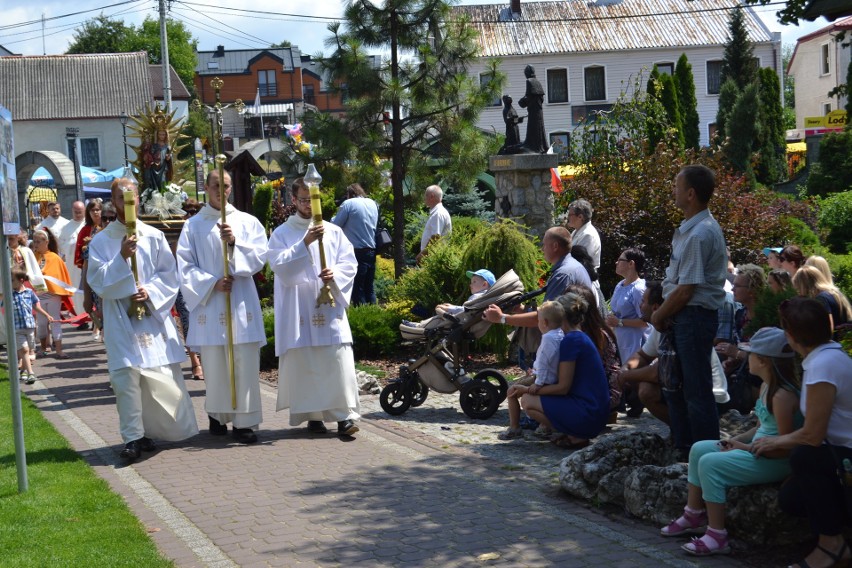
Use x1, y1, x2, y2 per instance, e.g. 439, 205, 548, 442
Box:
0, 105, 21, 236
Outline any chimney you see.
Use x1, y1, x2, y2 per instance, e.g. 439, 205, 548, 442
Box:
511, 0, 521, 15
214, 45, 225, 57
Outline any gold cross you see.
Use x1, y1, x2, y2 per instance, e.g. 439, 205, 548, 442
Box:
311, 312, 326, 327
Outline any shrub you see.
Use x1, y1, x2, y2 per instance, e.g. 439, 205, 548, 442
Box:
786, 217, 822, 252
391, 238, 465, 310
745, 286, 797, 336
805, 130, 852, 197
826, 253, 852, 300
817, 191, 852, 253
260, 307, 277, 371
348, 303, 406, 358
252, 182, 274, 233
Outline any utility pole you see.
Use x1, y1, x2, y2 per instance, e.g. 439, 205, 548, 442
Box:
159, 0, 172, 111
41, 14, 46, 55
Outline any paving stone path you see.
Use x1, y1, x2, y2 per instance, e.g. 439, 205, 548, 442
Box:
20, 328, 742, 567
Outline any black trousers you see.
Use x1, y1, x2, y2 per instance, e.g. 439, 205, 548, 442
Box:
779, 443, 852, 536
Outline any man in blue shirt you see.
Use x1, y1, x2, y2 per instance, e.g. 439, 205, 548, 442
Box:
331, 183, 379, 305
651, 165, 728, 454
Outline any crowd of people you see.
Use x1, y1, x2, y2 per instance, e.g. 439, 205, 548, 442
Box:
482, 164, 852, 565
5, 163, 851, 566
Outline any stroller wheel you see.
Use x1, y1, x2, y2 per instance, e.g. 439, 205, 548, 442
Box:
380, 382, 412, 416
473, 369, 509, 403
408, 378, 428, 407
459, 379, 500, 420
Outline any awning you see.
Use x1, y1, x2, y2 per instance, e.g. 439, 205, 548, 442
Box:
244, 103, 294, 117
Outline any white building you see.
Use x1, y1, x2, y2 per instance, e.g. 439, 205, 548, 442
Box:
787, 16, 851, 130
455, 0, 782, 150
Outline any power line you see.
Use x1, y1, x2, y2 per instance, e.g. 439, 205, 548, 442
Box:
169, 10, 263, 50
172, 3, 274, 46
0, 0, 148, 31
174, 1, 340, 21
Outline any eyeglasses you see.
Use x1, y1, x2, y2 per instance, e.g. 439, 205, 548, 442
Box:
103, 216, 116, 222
295, 198, 312, 205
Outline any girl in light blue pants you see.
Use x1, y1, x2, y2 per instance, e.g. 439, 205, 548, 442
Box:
659, 327, 803, 556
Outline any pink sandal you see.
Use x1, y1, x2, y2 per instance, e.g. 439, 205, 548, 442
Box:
682, 528, 731, 556
660, 507, 707, 537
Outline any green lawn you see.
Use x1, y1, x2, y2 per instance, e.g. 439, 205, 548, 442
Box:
0, 373, 173, 567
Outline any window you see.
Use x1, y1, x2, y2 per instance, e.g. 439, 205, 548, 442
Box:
480, 72, 501, 106
584, 66, 606, 101
706, 60, 722, 95
549, 132, 570, 162
708, 123, 717, 143
66, 137, 100, 168
571, 104, 613, 126
821, 44, 830, 75
207, 61, 219, 69
258, 70, 277, 97
303, 84, 315, 106
546, 68, 568, 103
656, 62, 674, 76
824, 103, 832, 115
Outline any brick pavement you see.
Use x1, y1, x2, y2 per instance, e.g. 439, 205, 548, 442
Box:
20, 328, 744, 567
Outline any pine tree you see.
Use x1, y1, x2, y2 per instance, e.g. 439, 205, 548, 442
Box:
755, 67, 786, 184
313, 0, 502, 276
675, 54, 700, 149
659, 73, 685, 148
721, 7, 759, 90
715, 79, 740, 146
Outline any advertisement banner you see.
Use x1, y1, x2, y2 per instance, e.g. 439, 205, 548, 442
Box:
0, 105, 21, 236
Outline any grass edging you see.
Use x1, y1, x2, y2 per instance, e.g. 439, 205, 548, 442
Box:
0, 372, 173, 567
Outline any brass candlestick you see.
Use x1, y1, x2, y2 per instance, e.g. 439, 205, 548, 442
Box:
305, 164, 334, 308
122, 183, 150, 320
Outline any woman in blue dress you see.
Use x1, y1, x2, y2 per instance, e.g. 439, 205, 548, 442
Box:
516, 292, 610, 449
605, 247, 650, 364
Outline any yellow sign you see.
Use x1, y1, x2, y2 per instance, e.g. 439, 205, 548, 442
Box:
804, 110, 847, 128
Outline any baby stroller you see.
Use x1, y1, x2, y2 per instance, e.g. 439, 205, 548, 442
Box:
380, 270, 545, 420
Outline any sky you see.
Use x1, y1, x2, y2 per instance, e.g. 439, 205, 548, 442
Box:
0, 0, 832, 59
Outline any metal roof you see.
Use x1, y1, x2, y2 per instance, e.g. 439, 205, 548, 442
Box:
0, 52, 152, 120
196, 47, 301, 75
453, 0, 775, 57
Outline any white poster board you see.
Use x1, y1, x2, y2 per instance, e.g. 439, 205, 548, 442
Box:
0, 105, 20, 236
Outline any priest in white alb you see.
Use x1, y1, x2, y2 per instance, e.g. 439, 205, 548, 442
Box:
177, 170, 267, 444
266, 177, 360, 437
57, 200, 86, 318
87, 178, 198, 461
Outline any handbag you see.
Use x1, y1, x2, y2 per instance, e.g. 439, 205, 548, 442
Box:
827, 442, 852, 517
374, 204, 392, 252
657, 330, 683, 392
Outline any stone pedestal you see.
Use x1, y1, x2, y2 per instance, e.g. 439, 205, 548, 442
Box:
489, 153, 558, 239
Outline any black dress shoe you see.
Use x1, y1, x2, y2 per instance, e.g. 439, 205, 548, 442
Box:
337, 420, 359, 436
209, 416, 228, 436
139, 437, 156, 452
120, 440, 142, 461
232, 428, 258, 444
307, 420, 328, 434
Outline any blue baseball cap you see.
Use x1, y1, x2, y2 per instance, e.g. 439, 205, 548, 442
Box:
466, 269, 495, 287
763, 247, 783, 256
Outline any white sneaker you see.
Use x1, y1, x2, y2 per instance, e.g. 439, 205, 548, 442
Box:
92, 330, 102, 342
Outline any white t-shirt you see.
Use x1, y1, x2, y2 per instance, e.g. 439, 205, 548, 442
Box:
800, 342, 852, 448
642, 328, 730, 404
533, 328, 564, 386
420, 203, 452, 252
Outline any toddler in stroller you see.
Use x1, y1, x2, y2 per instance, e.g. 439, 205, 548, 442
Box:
383, 270, 543, 420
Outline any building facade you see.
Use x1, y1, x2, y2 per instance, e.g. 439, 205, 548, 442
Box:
455, 0, 782, 151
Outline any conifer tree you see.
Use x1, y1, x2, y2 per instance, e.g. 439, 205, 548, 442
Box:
645, 65, 663, 151
675, 54, 700, 149
715, 79, 740, 146
313, 0, 501, 276
721, 7, 758, 90
659, 73, 685, 148
756, 67, 786, 183
725, 82, 760, 182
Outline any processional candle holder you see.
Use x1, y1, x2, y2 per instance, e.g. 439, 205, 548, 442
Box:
121, 179, 150, 320
305, 163, 334, 308
190, 77, 245, 409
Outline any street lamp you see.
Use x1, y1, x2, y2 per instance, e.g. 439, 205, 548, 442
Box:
119, 111, 129, 168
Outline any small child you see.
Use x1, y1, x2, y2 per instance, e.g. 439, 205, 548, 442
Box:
5, 268, 54, 384
498, 301, 564, 440
435, 269, 495, 316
